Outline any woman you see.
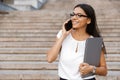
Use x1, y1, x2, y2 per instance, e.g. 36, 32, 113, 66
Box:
47, 4, 107, 80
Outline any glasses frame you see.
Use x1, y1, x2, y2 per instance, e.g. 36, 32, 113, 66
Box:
70, 12, 88, 18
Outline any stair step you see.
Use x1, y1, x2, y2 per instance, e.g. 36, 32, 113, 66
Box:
96, 75, 119, 80
0, 26, 120, 34
0, 42, 119, 48
0, 62, 119, 70
0, 18, 66, 23
107, 71, 120, 76
100, 29, 120, 33
0, 27, 119, 31
10, 5, 33, 11
0, 42, 54, 48
107, 62, 120, 70
103, 37, 120, 42
105, 42, 120, 47
0, 70, 119, 80
0, 54, 46, 61
0, 37, 119, 42
0, 18, 120, 23
106, 54, 120, 62
0, 62, 57, 70
0, 29, 58, 33
0, 70, 58, 80
0, 48, 48, 54
0, 37, 55, 42
0, 24, 120, 29
0, 53, 119, 62
0, 48, 119, 54
0, 10, 119, 18
0, 20, 120, 25
0, 33, 119, 37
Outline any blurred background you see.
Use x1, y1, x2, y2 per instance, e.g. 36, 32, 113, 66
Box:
0, 0, 120, 80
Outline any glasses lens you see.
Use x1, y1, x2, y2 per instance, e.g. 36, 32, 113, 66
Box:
78, 15, 87, 17
70, 13, 88, 18
70, 13, 74, 17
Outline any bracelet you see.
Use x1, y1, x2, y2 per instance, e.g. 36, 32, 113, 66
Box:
92, 66, 96, 74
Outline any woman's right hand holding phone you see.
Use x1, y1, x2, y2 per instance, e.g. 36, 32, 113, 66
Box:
61, 19, 72, 38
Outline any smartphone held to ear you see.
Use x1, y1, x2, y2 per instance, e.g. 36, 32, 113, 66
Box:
65, 20, 73, 31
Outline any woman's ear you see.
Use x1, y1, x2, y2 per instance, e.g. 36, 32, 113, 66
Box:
87, 18, 91, 24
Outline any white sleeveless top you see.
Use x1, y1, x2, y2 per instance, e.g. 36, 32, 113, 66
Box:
57, 30, 95, 80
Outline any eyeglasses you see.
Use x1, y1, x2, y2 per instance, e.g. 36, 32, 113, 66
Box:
70, 13, 88, 18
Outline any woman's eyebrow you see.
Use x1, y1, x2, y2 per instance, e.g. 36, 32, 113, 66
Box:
73, 12, 83, 15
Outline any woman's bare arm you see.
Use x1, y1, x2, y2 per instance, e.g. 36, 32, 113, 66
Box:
47, 19, 72, 63
95, 50, 107, 76
47, 36, 65, 63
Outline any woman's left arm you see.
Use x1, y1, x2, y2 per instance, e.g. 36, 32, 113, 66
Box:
94, 50, 107, 76
80, 50, 107, 76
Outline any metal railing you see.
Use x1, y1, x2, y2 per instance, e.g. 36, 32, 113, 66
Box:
0, 2, 17, 11
37, 0, 47, 9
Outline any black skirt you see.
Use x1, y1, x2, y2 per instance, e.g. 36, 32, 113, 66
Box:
60, 77, 96, 80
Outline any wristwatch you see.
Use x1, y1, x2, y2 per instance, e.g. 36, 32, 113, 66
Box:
92, 66, 96, 74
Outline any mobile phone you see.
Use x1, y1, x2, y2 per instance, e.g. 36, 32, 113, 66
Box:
65, 20, 72, 31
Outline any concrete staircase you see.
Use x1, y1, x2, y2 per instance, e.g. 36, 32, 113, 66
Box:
0, 0, 120, 80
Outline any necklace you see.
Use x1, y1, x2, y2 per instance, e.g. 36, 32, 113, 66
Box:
75, 42, 78, 53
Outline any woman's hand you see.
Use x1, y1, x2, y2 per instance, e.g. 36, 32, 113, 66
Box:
61, 19, 72, 38
79, 63, 93, 75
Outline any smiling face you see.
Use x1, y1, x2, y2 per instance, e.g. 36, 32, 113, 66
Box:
71, 7, 91, 30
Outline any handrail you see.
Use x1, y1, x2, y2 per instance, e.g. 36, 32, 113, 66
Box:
35, 0, 48, 9
0, 2, 17, 11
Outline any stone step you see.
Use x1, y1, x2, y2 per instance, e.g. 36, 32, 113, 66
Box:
0, 70, 58, 80
0, 54, 46, 61
101, 33, 120, 37
0, 53, 119, 62
96, 75, 120, 80
0, 37, 55, 42
0, 26, 61, 30
0, 27, 120, 34
10, 5, 34, 11
0, 70, 119, 80
0, 62, 119, 70
14, 0, 38, 7
105, 54, 120, 62
0, 25, 120, 30
0, 62, 57, 70
0, 37, 119, 42
0, 48, 48, 54
100, 29, 120, 33
107, 62, 120, 71
0, 42, 119, 48
0, 28, 119, 33
0, 42, 53, 48
0, 23, 120, 28
0, 10, 67, 19
107, 71, 120, 76
0, 17, 120, 22
103, 37, 120, 42
0, 10, 119, 18
105, 49, 119, 54
0, 30, 59, 33
0, 18, 120, 24
0, 18, 65, 23
0, 11, 119, 19
0, 33, 119, 37
0, 48, 119, 54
